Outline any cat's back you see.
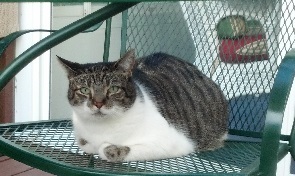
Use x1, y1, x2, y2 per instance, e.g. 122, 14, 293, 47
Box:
134, 52, 213, 94
134, 52, 228, 151
135, 53, 206, 85
136, 53, 200, 75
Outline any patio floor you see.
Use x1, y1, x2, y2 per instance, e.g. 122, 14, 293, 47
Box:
0, 155, 54, 176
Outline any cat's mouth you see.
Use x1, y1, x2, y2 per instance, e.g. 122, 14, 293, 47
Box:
92, 111, 106, 117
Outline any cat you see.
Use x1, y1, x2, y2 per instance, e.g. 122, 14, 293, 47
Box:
58, 49, 228, 162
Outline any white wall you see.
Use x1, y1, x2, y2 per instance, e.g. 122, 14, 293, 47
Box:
15, 2, 50, 122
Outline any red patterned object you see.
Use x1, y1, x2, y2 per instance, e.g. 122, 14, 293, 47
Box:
219, 34, 269, 63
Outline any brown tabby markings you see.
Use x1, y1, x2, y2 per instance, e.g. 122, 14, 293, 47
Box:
79, 138, 88, 146
58, 57, 137, 113
134, 53, 228, 150
58, 50, 228, 152
104, 145, 130, 162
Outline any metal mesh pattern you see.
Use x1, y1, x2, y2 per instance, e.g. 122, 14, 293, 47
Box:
0, 120, 261, 174
126, 0, 295, 133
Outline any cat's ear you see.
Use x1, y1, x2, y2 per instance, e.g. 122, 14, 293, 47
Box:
57, 56, 78, 78
115, 49, 136, 76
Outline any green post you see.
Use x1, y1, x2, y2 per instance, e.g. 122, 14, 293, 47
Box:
103, 17, 112, 62
120, 10, 128, 56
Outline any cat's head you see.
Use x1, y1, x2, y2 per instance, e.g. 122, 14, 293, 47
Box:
58, 49, 137, 120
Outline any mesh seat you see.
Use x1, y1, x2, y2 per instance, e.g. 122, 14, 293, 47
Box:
0, 120, 278, 175
0, 1, 295, 176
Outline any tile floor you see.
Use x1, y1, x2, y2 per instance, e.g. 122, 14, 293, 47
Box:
0, 155, 54, 176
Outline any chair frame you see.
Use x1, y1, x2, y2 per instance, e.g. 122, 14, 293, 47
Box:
0, 1, 295, 176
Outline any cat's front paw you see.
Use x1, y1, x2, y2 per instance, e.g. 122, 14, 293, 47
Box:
103, 145, 130, 162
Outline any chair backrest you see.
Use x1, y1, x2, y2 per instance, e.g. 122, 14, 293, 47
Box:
122, 0, 294, 135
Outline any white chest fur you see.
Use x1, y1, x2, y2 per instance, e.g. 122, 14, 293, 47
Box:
72, 84, 195, 161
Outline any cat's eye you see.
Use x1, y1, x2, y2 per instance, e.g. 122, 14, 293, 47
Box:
79, 87, 90, 95
109, 86, 120, 94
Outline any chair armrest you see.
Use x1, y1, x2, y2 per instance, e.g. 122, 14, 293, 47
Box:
0, 30, 52, 58
259, 49, 295, 175
0, 22, 103, 58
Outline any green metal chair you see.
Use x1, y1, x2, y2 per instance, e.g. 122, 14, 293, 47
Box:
1, 1, 295, 175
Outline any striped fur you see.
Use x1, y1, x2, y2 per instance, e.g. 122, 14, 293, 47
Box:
135, 52, 228, 150
59, 49, 228, 161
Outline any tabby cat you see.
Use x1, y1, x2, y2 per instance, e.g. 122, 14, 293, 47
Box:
58, 49, 228, 162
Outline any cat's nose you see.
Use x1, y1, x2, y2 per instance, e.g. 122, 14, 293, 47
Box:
93, 100, 104, 109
